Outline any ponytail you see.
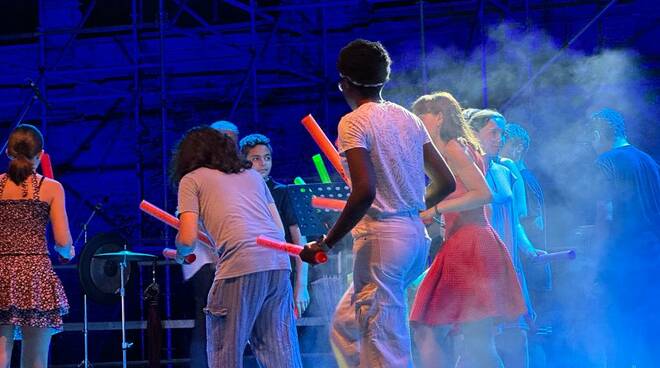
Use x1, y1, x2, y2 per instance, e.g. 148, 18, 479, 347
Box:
6, 124, 43, 185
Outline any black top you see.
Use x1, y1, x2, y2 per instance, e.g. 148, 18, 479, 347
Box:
266, 178, 299, 243
595, 145, 660, 239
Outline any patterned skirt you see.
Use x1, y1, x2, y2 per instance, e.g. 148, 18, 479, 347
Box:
0, 254, 69, 339
410, 224, 526, 326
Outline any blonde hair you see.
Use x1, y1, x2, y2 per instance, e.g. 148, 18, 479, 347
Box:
412, 92, 482, 153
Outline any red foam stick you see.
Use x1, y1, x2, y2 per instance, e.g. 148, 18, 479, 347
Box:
301, 114, 351, 186
311, 196, 346, 211
41, 152, 54, 179
256, 235, 328, 264
139, 200, 213, 247
531, 249, 576, 264
162, 248, 196, 264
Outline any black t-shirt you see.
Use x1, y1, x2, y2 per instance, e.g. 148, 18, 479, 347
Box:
595, 145, 660, 239
266, 178, 299, 243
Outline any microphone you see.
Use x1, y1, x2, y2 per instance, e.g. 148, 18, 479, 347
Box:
25, 78, 52, 109
94, 196, 109, 211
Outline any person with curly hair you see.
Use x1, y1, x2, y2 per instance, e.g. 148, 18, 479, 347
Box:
0, 124, 74, 368
300, 39, 456, 367
171, 126, 302, 368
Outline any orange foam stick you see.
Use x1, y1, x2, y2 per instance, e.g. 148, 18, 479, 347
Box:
311, 196, 346, 211
256, 235, 328, 264
162, 248, 196, 264
139, 200, 214, 247
300, 114, 351, 186
41, 152, 54, 179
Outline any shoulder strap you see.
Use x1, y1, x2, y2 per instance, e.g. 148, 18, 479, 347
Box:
0, 174, 6, 198
33, 175, 45, 200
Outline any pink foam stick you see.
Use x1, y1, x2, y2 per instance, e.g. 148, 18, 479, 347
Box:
41, 152, 54, 179
311, 196, 346, 211
139, 200, 213, 247
300, 114, 351, 187
162, 248, 196, 264
256, 235, 328, 264
531, 249, 576, 264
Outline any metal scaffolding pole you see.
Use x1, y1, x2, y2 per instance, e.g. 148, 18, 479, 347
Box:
158, 0, 173, 363
501, 0, 618, 110
250, 0, 259, 125
419, 0, 428, 94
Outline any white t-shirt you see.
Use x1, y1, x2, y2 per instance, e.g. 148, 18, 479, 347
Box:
336, 101, 431, 220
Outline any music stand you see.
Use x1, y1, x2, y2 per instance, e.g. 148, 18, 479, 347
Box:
286, 182, 352, 320
287, 182, 352, 274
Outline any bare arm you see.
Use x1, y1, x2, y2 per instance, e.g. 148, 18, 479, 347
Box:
49, 181, 73, 259
176, 211, 198, 260
290, 224, 310, 314
421, 140, 491, 220
423, 142, 456, 208
324, 147, 376, 247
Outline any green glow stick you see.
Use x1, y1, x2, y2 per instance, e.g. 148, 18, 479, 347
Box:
293, 177, 306, 185
312, 154, 331, 183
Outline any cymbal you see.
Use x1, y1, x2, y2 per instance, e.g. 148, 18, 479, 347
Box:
94, 250, 156, 262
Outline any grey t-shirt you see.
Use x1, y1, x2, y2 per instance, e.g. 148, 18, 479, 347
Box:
177, 167, 290, 280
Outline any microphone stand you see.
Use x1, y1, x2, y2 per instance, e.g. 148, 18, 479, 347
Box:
75, 203, 103, 368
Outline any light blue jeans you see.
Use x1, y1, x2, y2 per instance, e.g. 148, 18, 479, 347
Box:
331, 216, 430, 368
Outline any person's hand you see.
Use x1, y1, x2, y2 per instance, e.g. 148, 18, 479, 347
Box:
299, 236, 328, 265
525, 247, 547, 258
420, 208, 436, 225
294, 283, 310, 316
56, 245, 75, 261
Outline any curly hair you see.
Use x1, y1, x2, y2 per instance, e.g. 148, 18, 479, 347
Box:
412, 92, 482, 152
239, 133, 273, 157
337, 39, 391, 94
6, 124, 43, 185
504, 123, 530, 149
170, 126, 251, 186
591, 108, 626, 139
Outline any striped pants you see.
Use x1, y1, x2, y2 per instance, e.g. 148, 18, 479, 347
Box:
205, 269, 302, 368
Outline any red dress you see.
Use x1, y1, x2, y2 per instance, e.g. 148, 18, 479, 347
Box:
410, 144, 525, 325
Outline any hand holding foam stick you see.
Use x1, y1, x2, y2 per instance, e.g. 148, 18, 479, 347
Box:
139, 200, 214, 247
256, 235, 328, 265
162, 248, 196, 264
311, 196, 346, 211
301, 114, 351, 187
531, 249, 576, 264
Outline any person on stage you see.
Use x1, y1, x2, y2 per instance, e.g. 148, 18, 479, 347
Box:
0, 124, 74, 368
467, 109, 545, 368
589, 108, 660, 366
180, 119, 239, 367
239, 133, 310, 316
171, 127, 302, 368
409, 93, 525, 368
300, 39, 456, 368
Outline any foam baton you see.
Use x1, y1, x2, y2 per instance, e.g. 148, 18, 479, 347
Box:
41, 152, 54, 179
300, 114, 351, 186
162, 248, 196, 264
531, 249, 576, 264
256, 235, 328, 264
311, 196, 346, 211
138, 200, 214, 247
